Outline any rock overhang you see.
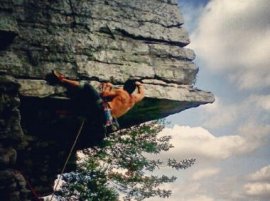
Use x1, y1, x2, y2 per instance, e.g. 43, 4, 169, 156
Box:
17, 78, 214, 127
0, 0, 215, 121
0, 0, 216, 152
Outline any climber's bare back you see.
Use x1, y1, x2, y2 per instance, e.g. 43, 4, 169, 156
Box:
107, 89, 134, 118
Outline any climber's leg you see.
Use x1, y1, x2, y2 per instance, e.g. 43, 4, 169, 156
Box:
52, 70, 106, 124
79, 82, 103, 110
81, 82, 108, 126
52, 70, 102, 105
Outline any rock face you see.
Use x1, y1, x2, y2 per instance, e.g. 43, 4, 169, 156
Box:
0, 74, 30, 201
0, 0, 214, 199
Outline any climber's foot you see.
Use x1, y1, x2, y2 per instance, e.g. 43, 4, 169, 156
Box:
52, 70, 65, 82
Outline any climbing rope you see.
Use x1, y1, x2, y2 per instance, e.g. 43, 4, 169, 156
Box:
23, 173, 41, 201
49, 119, 85, 201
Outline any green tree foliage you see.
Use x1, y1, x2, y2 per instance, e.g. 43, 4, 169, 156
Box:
56, 121, 195, 201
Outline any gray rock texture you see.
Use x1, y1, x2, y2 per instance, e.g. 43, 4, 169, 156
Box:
0, 74, 31, 201
0, 0, 214, 116
0, 0, 213, 103
0, 0, 214, 198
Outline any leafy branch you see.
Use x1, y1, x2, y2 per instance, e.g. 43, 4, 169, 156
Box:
56, 121, 195, 201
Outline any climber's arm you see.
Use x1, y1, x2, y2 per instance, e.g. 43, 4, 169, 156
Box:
61, 78, 80, 87
134, 82, 145, 103
100, 82, 117, 98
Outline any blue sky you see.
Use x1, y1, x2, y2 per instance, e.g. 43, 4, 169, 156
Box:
149, 0, 270, 201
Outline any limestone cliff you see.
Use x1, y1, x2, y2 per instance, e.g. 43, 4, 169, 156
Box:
0, 0, 214, 200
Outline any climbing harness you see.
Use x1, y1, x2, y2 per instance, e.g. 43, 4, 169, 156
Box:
102, 102, 120, 133
49, 119, 85, 201
103, 102, 113, 127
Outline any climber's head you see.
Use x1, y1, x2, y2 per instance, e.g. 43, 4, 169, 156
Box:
123, 80, 136, 94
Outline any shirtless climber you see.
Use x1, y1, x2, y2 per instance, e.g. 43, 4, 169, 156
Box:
52, 70, 145, 130
100, 80, 144, 118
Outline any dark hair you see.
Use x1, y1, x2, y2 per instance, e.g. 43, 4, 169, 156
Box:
123, 80, 136, 94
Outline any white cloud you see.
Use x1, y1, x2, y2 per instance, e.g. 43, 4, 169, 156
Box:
236, 122, 270, 150
183, 195, 215, 201
147, 122, 270, 201
244, 182, 270, 197
190, 0, 270, 90
243, 165, 270, 199
248, 165, 270, 182
160, 125, 247, 160
196, 93, 270, 142
159, 116, 270, 162
192, 168, 220, 181
200, 97, 239, 129
249, 95, 270, 111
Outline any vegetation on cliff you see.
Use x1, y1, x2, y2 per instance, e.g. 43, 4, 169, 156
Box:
56, 121, 195, 200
